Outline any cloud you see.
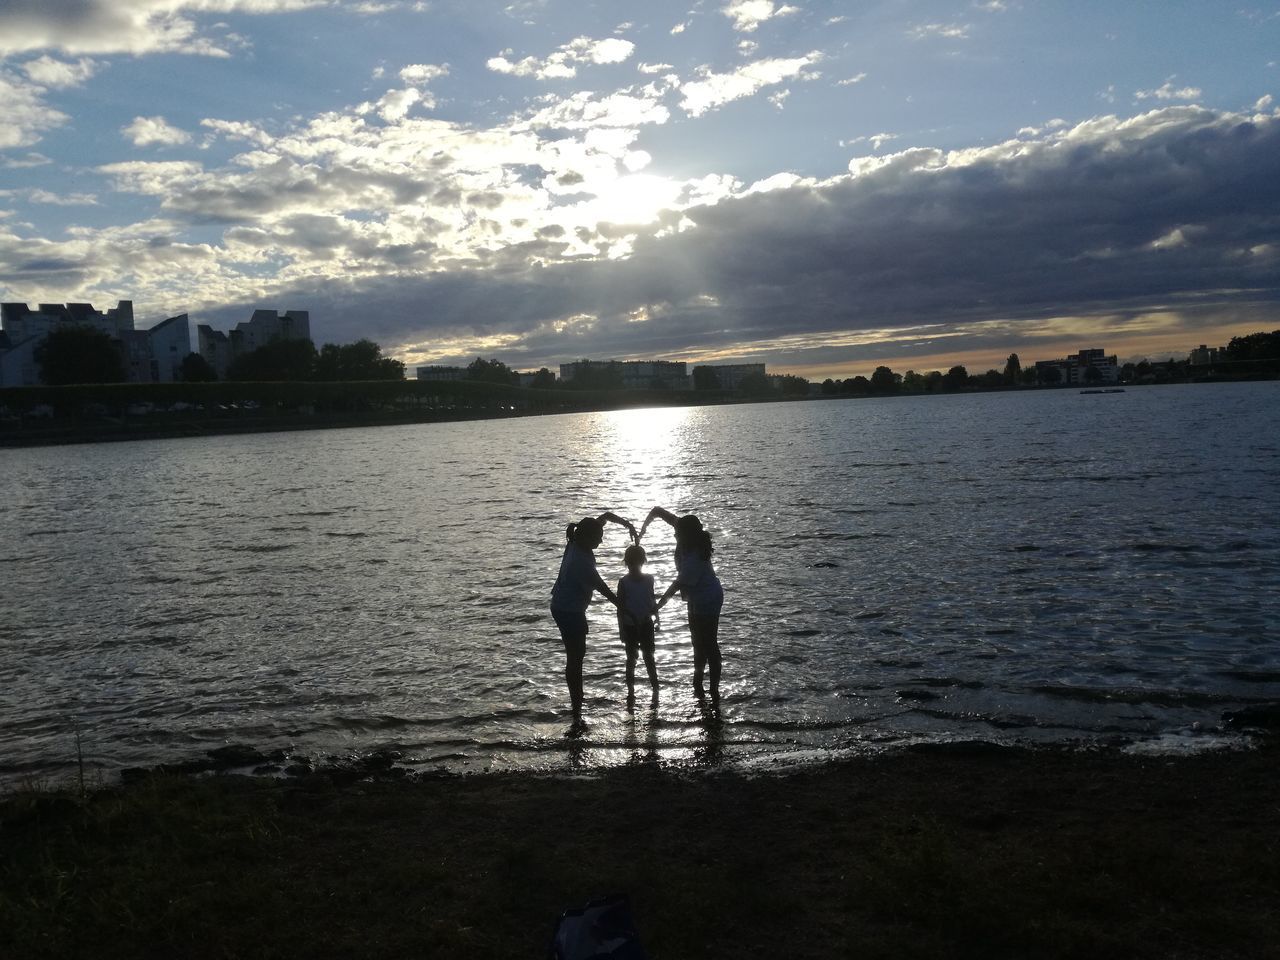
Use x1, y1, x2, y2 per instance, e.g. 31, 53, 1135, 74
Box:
123, 115, 193, 147
243, 104, 1280, 369
20, 55, 99, 87
909, 23, 971, 40
26, 188, 98, 205
837, 72, 867, 86
487, 36, 635, 80
2, 151, 53, 168
200, 118, 273, 147
9, 66, 1279, 379
722, 1, 799, 33
0, 71, 71, 148
844, 132, 898, 151
0, 1, 342, 58
0, 1, 430, 60
679, 51, 823, 117
399, 62, 449, 85
1135, 79, 1202, 101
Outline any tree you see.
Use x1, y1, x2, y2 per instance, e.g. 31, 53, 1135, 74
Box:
1083, 365, 1103, 384
1003, 353, 1021, 385
180, 352, 217, 382
869, 365, 897, 394
820, 378, 838, 395
34, 325, 126, 385
227, 338, 317, 381
942, 365, 969, 391
464, 357, 518, 385
980, 369, 1004, 389
776, 374, 810, 396
1039, 365, 1062, 385
846, 375, 870, 395
901, 370, 926, 393
924, 370, 943, 392
737, 371, 772, 396
314, 340, 404, 381
529, 367, 556, 388
692, 366, 722, 390
1225, 330, 1280, 362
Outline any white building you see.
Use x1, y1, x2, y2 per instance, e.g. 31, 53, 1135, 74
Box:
691, 363, 766, 390
197, 309, 311, 379
1035, 348, 1119, 385
559, 358, 689, 390
0, 300, 191, 386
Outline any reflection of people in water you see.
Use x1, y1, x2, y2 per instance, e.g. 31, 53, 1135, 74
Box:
616, 544, 660, 701
641, 507, 724, 702
550, 513, 637, 715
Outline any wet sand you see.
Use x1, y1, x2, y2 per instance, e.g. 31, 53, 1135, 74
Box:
3, 742, 1279, 959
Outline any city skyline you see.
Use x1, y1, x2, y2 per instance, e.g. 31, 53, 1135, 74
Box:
1, 2, 1278, 380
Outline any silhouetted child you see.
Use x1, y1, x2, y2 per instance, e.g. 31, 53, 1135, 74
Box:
617, 545, 660, 699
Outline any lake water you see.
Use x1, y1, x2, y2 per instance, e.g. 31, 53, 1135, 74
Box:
2, 382, 1279, 783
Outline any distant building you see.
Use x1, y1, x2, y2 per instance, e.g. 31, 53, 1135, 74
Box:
559, 358, 689, 390
692, 363, 766, 390
1188, 344, 1227, 365
516, 370, 546, 387
197, 309, 311, 379
416, 365, 467, 381
0, 300, 191, 386
1034, 348, 1119, 385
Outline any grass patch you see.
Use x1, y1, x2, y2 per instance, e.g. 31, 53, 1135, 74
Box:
2, 747, 1278, 958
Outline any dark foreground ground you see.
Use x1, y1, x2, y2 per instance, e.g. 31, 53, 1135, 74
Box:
2, 744, 1278, 959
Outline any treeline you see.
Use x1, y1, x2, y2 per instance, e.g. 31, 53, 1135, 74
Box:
30, 326, 404, 386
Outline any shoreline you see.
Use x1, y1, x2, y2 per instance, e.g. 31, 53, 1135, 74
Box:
3, 740, 1277, 958
2, 376, 1274, 449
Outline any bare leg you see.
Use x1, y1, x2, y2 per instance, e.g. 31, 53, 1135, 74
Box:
565, 650, 584, 713
625, 650, 637, 698
690, 614, 721, 700
641, 646, 659, 692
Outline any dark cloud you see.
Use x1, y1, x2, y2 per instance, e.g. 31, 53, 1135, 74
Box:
217, 105, 1279, 368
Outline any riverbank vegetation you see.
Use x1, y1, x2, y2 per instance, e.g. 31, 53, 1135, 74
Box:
2, 744, 1277, 959
3, 331, 1276, 448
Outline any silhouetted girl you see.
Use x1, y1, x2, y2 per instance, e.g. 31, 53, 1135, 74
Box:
550, 513, 637, 715
642, 507, 724, 701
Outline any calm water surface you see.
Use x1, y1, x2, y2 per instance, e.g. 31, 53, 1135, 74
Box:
2, 382, 1278, 782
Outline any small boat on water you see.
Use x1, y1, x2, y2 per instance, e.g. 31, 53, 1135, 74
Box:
1080, 388, 1126, 394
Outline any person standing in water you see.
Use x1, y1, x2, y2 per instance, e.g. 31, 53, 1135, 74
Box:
641, 507, 724, 702
616, 544, 660, 701
550, 513, 637, 715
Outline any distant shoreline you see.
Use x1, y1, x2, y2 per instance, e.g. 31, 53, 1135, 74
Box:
1, 375, 1275, 450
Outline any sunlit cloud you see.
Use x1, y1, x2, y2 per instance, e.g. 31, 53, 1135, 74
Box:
722, 1, 799, 34
20, 55, 99, 88
487, 36, 636, 80
909, 23, 972, 40
122, 115, 193, 147
1135, 78, 1202, 101
679, 52, 822, 117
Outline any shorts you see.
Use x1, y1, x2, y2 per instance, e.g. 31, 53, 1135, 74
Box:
551, 607, 588, 657
619, 618, 655, 655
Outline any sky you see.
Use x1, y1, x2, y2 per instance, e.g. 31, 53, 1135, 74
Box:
1, 1, 1278, 380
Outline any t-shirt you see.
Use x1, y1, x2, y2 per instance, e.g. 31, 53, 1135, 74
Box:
550, 543, 598, 613
617, 573, 656, 621
676, 548, 724, 615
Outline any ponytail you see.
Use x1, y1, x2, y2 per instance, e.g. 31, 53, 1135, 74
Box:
699, 530, 714, 560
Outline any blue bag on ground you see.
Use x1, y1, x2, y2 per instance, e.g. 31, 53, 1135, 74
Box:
550, 894, 649, 959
